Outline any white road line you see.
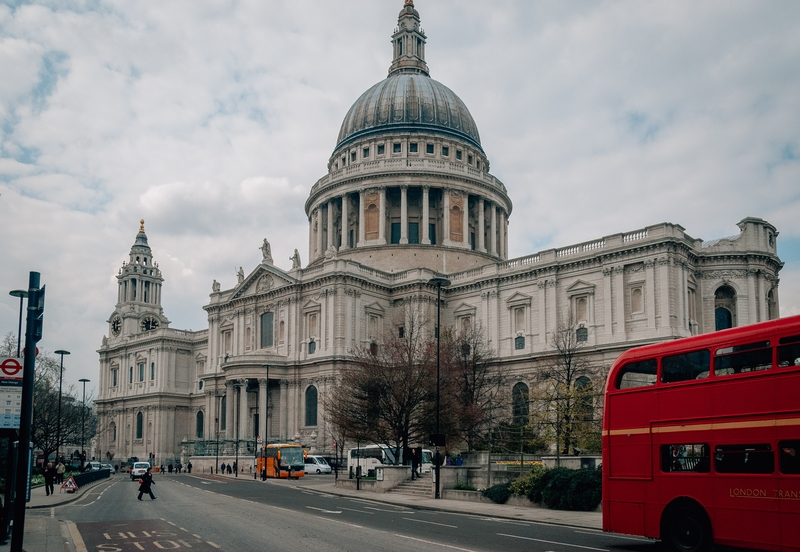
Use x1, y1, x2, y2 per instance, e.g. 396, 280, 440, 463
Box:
339, 507, 375, 514
402, 518, 457, 528
498, 533, 608, 551
208, 542, 221, 548
573, 530, 650, 542
306, 506, 342, 514
394, 534, 478, 552
363, 505, 412, 513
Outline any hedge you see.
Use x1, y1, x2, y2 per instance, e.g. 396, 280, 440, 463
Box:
528, 466, 601, 511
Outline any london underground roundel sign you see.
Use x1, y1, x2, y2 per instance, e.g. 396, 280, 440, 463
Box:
0, 358, 23, 379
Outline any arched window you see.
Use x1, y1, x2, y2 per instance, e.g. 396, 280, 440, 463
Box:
512, 382, 529, 424
136, 412, 143, 439
305, 386, 318, 426
220, 396, 227, 431
196, 411, 204, 439
260, 312, 274, 348
715, 285, 737, 330
110, 422, 117, 442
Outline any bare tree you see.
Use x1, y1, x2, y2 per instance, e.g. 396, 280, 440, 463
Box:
535, 310, 600, 456
324, 302, 437, 461
439, 323, 504, 452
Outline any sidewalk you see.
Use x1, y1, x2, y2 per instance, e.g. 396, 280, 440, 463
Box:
0, 474, 111, 552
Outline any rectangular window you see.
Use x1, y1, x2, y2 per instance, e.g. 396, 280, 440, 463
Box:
514, 336, 525, 350
442, 146, 449, 157
390, 222, 401, 244
398, 326, 405, 339
409, 142, 418, 153
377, 144, 385, 155
150, 363, 155, 380
408, 222, 419, 244
468, 153, 473, 165
780, 440, 800, 474
349, 229, 355, 248
715, 340, 772, 376
363, 147, 370, 159
129, 366, 133, 384
661, 350, 710, 383
138, 363, 145, 382
660, 444, 710, 473
393, 143, 401, 153
261, 312, 274, 348
476, 161, 481, 169
426, 143, 434, 154
576, 327, 588, 342
778, 335, 800, 367
714, 444, 774, 474
351, 151, 356, 162
456, 150, 462, 160
616, 359, 657, 389
429, 223, 436, 245
112, 369, 118, 387
308, 340, 316, 355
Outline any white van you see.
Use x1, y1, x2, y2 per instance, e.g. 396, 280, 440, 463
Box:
304, 455, 332, 474
347, 445, 433, 477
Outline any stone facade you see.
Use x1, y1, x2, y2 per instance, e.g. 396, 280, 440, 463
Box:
95, 2, 783, 465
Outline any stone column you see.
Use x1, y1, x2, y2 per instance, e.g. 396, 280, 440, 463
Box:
747, 269, 757, 324
490, 204, 497, 256
645, 259, 656, 330
443, 190, 451, 245
659, 258, 670, 330
478, 198, 486, 252
279, 379, 289, 441
614, 266, 626, 341
358, 191, 365, 247
340, 194, 349, 251
225, 380, 234, 436
538, 281, 547, 346
422, 186, 431, 245
316, 209, 324, 259
378, 187, 387, 244
327, 200, 334, 251
603, 268, 613, 337
462, 193, 469, 248
258, 378, 268, 441
240, 381, 250, 441
400, 185, 408, 244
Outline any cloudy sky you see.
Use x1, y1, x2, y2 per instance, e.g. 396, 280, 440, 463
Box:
2, 0, 799, 395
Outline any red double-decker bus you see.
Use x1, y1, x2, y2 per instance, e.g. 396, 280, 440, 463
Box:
603, 315, 800, 552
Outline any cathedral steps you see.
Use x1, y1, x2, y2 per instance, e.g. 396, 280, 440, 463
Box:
388, 472, 432, 497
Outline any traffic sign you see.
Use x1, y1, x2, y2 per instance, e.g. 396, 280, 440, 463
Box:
0, 358, 23, 378
62, 476, 79, 493
257, 436, 262, 444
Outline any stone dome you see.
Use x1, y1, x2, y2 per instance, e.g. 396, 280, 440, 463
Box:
335, 73, 483, 153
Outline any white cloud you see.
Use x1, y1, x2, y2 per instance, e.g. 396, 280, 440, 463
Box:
1, 0, 799, 394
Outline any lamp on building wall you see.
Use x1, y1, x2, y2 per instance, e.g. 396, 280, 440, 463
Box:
54, 350, 70, 463
79, 378, 90, 470
428, 276, 450, 500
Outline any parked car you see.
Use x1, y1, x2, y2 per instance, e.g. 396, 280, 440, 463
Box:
130, 462, 151, 481
304, 455, 332, 474
87, 461, 103, 472
101, 463, 113, 472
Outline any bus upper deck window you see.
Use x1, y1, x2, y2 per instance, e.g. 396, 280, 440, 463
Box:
661, 350, 710, 383
778, 335, 800, 367
616, 359, 657, 389
715, 340, 772, 376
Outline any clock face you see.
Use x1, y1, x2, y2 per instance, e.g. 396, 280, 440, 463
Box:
111, 316, 122, 336
140, 316, 160, 332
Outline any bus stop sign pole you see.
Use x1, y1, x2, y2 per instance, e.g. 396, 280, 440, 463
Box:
11, 272, 44, 552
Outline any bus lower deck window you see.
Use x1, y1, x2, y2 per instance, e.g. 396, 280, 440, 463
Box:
780, 440, 800, 474
714, 444, 774, 474
661, 444, 709, 473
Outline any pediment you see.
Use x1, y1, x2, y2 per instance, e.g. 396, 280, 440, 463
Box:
566, 279, 596, 296
453, 302, 477, 315
231, 265, 298, 300
505, 292, 532, 307
302, 299, 321, 313
364, 301, 385, 314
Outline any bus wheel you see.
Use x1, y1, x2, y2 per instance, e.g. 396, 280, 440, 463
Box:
661, 502, 711, 552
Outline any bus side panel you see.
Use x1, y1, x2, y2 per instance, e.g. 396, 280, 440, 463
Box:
713, 473, 781, 551
606, 394, 653, 479
608, 499, 645, 537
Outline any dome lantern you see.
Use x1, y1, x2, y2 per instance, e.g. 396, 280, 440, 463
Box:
388, 0, 429, 77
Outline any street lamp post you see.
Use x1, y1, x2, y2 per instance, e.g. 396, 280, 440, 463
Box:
261, 365, 270, 480
428, 276, 451, 500
54, 350, 70, 464
79, 379, 90, 469
234, 381, 242, 478
8, 290, 28, 357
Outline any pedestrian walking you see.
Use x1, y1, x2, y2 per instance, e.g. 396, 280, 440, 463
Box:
187, 461, 192, 474
137, 467, 157, 500
227, 464, 232, 474
168, 464, 173, 473
410, 448, 419, 480
55, 460, 65, 484
43, 462, 57, 496
220, 462, 226, 474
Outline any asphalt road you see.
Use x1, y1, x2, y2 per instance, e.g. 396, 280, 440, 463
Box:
30, 473, 664, 552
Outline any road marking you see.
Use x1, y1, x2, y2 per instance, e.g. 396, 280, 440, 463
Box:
573, 530, 650, 542
208, 542, 221, 548
394, 534, 478, 551
306, 506, 342, 514
340, 507, 375, 514
403, 517, 457, 528
65, 520, 88, 552
363, 505, 412, 513
498, 533, 608, 551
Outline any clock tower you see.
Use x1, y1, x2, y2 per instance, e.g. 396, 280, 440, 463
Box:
107, 219, 169, 339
